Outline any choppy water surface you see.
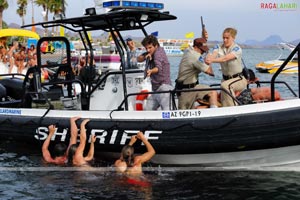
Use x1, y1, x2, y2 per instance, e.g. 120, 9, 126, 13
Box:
1, 48, 300, 199
2, 143, 300, 200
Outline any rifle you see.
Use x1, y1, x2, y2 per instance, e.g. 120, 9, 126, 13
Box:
144, 56, 151, 79
201, 16, 207, 40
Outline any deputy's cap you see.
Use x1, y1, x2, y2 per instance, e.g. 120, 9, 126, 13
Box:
193, 38, 209, 52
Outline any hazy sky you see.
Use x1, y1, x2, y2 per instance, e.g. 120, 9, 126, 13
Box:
5, 0, 300, 42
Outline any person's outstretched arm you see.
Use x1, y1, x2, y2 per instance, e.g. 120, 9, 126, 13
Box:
74, 119, 89, 159
42, 125, 56, 163
136, 131, 155, 164
129, 134, 138, 146
66, 116, 80, 155
85, 134, 96, 161
207, 52, 236, 63
69, 117, 80, 145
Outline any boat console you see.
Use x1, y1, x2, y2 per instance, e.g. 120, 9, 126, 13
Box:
20, 1, 176, 111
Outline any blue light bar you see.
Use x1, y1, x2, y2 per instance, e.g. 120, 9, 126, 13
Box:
103, 1, 164, 10
103, 1, 121, 7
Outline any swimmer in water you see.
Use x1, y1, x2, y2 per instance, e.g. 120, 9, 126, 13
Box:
115, 131, 155, 176
42, 116, 80, 165
68, 118, 96, 167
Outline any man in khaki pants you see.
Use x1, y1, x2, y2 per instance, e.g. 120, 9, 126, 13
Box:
176, 37, 218, 109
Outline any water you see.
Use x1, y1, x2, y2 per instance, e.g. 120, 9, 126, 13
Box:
1, 48, 300, 199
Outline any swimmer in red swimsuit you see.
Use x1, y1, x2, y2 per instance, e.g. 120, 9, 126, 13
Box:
115, 131, 155, 176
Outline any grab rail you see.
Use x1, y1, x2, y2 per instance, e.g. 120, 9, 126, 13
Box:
118, 87, 238, 111
271, 42, 300, 100
212, 80, 297, 98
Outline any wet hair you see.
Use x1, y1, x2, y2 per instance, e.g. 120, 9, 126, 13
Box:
141, 35, 159, 47
67, 144, 78, 165
223, 27, 237, 39
247, 69, 261, 87
53, 143, 67, 158
121, 145, 134, 167
248, 69, 256, 82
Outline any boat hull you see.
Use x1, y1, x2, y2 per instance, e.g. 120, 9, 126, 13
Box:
1, 100, 300, 166
151, 145, 300, 166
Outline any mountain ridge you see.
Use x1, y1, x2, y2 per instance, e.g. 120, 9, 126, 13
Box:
244, 35, 283, 46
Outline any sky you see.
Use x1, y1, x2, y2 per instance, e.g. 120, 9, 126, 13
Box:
4, 0, 300, 43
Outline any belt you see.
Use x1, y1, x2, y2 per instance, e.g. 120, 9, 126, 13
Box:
223, 72, 243, 80
182, 81, 199, 89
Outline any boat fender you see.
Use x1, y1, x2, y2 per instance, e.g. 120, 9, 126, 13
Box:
136, 77, 152, 111
135, 90, 149, 110
42, 70, 49, 81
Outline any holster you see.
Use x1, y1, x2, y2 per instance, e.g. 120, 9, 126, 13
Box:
175, 79, 184, 96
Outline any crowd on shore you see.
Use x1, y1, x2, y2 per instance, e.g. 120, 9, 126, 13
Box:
0, 37, 37, 74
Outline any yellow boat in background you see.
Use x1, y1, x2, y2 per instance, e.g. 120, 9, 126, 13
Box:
256, 58, 298, 74
256, 43, 298, 74
0, 28, 40, 39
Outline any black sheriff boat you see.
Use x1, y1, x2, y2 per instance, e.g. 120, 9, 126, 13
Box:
0, 1, 300, 167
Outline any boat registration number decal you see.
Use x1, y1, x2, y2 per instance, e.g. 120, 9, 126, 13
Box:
163, 110, 201, 119
0, 108, 21, 115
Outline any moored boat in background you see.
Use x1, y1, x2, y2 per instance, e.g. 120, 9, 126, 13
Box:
158, 38, 192, 56
256, 42, 298, 74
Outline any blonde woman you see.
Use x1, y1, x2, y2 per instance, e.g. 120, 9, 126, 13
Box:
115, 131, 155, 175
206, 27, 247, 107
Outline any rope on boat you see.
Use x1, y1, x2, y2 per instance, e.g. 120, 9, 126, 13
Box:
0, 118, 12, 125
191, 117, 239, 131
0, 105, 53, 156
109, 109, 118, 119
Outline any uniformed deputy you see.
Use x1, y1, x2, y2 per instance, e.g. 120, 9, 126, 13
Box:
176, 37, 218, 109
205, 27, 247, 107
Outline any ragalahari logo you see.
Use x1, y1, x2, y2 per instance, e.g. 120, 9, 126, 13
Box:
260, 2, 298, 11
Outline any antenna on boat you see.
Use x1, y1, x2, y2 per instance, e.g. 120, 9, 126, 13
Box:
62, 0, 65, 17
